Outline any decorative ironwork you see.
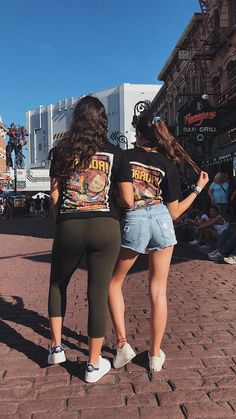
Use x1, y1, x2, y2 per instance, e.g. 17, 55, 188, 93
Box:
118, 135, 128, 150
109, 131, 128, 150
132, 101, 151, 127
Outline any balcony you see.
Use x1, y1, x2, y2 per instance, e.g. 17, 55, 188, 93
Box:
217, 84, 236, 107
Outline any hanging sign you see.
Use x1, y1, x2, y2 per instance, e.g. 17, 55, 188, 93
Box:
178, 98, 218, 143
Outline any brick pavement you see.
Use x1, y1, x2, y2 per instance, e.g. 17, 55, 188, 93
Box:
0, 217, 236, 418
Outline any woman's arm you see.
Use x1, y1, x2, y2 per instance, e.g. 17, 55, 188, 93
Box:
231, 190, 236, 201
117, 182, 134, 208
50, 177, 61, 220
167, 171, 209, 220
208, 186, 214, 201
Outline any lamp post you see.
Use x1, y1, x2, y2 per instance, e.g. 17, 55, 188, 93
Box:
14, 154, 17, 194
132, 101, 151, 128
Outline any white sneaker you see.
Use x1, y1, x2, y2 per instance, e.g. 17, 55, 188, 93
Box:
113, 342, 136, 369
85, 356, 111, 383
208, 250, 223, 261
224, 255, 236, 265
148, 349, 166, 372
48, 345, 66, 364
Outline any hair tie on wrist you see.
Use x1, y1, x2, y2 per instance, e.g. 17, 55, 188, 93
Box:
192, 186, 202, 195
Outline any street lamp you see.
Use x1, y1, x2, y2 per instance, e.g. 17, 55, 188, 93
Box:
131, 101, 151, 127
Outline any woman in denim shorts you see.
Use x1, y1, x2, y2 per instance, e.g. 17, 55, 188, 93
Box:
109, 112, 209, 371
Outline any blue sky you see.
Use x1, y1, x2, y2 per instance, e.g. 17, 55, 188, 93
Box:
1, 0, 200, 126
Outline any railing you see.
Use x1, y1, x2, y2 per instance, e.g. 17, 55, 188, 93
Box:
217, 84, 236, 106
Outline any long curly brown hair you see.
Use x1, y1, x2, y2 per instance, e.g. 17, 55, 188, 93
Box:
49, 96, 108, 176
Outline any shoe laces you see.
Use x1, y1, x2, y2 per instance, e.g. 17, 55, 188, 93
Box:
87, 363, 99, 372
51, 345, 63, 354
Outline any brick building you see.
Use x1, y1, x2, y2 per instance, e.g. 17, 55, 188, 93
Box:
151, 0, 236, 180
0, 118, 8, 187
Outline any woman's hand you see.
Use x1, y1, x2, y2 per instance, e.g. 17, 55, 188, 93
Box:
196, 171, 209, 189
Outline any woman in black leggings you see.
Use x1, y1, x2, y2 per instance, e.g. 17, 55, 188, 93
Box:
48, 96, 133, 383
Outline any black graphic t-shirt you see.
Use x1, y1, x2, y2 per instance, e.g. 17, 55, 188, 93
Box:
125, 147, 182, 210
50, 142, 132, 222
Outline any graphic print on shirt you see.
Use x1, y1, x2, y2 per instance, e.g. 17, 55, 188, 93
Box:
61, 152, 114, 212
130, 161, 165, 209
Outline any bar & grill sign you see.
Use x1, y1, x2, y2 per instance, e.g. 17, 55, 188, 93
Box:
178, 99, 217, 143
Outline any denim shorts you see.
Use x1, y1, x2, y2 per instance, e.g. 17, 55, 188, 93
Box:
121, 204, 177, 254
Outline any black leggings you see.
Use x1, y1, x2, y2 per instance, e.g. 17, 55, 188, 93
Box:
48, 218, 121, 338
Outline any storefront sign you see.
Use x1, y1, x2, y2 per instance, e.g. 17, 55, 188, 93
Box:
16, 181, 26, 188
178, 98, 218, 143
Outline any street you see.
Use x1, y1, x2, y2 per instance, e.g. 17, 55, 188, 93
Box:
1, 217, 236, 418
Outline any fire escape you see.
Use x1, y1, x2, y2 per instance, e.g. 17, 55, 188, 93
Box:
190, 1, 221, 98
198, 0, 236, 109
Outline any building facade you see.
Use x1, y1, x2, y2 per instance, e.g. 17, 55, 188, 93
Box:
0, 118, 8, 190
151, 0, 236, 180
26, 83, 161, 170
21, 83, 160, 192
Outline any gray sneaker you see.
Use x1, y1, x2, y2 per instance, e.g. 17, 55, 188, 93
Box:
113, 342, 136, 368
208, 250, 223, 261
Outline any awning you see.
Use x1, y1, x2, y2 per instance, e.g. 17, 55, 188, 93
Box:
202, 141, 236, 167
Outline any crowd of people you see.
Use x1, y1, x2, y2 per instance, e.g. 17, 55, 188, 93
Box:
175, 171, 236, 265
0, 193, 51, 219
25, 195, 51, 218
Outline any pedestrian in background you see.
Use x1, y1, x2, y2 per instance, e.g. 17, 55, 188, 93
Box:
197, 205, 229, 250
43, 196, 50, 217
34, 195, 41, 218
208, 172, 230, 217
108, 113, 209, 372
48, 96, 133, 383
229, 176, 236, 221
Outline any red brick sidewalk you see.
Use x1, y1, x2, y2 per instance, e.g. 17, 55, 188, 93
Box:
0, 218, 236, 418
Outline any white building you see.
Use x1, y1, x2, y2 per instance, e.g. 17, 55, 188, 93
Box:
24, 83, 161, 191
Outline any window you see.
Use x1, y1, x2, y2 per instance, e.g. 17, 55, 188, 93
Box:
227, 60, 236, 90
229, 0, 236, 27
191, 76, 196, 93
212, 75, 221, 96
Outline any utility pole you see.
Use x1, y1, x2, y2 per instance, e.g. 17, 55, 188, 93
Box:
14, 152, 17, 194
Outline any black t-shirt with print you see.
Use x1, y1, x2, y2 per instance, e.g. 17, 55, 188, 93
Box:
125, 147, 182, 210
50, 142, 132, 222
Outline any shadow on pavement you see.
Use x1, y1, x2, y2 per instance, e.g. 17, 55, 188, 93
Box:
0, 217, 54, 239
0, 218, 208, 265
0, 295, 114, 380
20, 245, 208, 274
131, 350, 149, 372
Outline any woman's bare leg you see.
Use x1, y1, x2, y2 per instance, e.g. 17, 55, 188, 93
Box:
108, 247, 139, 346
148, 246, 174, 356
88, 337, 104, 365
50, 317, 63, 347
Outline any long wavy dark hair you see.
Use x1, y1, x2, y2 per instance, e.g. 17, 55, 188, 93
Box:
49, 96, 108, 176
136, 113, 200, 173
136, 113, 181, 162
